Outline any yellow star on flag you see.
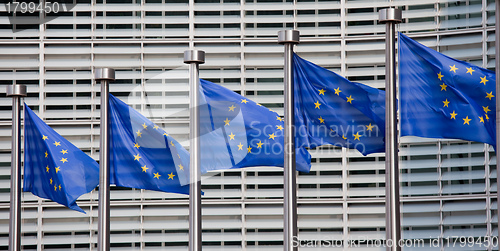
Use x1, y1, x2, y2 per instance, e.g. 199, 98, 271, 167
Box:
479, 116, 484, 123
318, 89, 326, 95
276, 125, 283, 131
437, 72, 444, 80
256, 141, 263, 148
483, 106, 491, 113
314, 101, 321, 109
134, 143, 140, 149
45, 151, 48, 158
237, 142, 243, 150
42, 135, 48, 140
136, 130, 142, 137
334, 87, 341, 95
142, 123, 147, 129
440, 83, 447, 91
276, 116, 283, 122
449, 65, 458, 73
466, 67, 475, 75
163, 133, 169, 136
224, 118, 230, 126
59, 185, 61, 191
168, 172, 175, 180
268, 133, 276, 140
60, 149, 68, 154
228, 105, 236, 111
480, 76, 488, 85
346, 95, 353, 104
247, 146, 252, 153
228, 132, 235, 140
46, 166, 50, 173
241, 99, 248, 104
342, 135, 347, 140
50, 178, 53, 184
463, 116, 471, 125
141, 165, 148, 172
153, 125, 160, 130
170, 141, 175, 147
60, 158, 68, 163
442, 99, 450, 107
53, 141, 61, 147
55, 167, 60, 173
450, 111, 457, 119
154, 172, 161, 179
486, 92, 494, 100
353, 132, 362, 141
178, 164, 184, 170
318, 116, 325, 124
366, 123, 375, 131
54, 185, 57, 191
485, 114, 490, 120
134, 154, 141, 161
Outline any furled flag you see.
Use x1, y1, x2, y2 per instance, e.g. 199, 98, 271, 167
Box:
175, 79, 311, 185
399, 33, 496, 147
109, 94, 190, 194
293, 54, 386, 155
24, 105, 99, 213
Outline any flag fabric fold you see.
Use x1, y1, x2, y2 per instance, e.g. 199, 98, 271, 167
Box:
174, 79, 311, 185
293, 53, 386, 155
109, 94, 190, 194
23, 104, 99, 213
399, 33, 496, 147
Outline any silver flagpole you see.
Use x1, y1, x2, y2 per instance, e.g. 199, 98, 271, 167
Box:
96, 68, 115, 251
379, 8, 402, 251
495, 0, 500, 244
278, 29, 299, 251
184, 50, 205, 251
7, 83, 26, 251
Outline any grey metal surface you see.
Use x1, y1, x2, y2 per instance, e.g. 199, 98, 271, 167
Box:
6, 85, 27, 97
95, 68, 115, 81
97, 68, 113, 251
184, 50, 206, 64
379, 8, 403, 24
280, 30, 299, 251
495, 0, 500, 245
8, 84, 23, 251
278, 30, 300, 45
186, 50, 204, 251
379, 8, 402, 251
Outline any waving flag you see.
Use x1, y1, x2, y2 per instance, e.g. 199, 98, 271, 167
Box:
399, 33, 496, 147
109, 94, 190, 194
293, 54, 386, 155
24, 105, 99, 213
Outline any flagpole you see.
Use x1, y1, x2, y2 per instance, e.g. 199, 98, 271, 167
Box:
95, 68, 115, 251
7, 83, 26, 251
379, 8, 402, 251
184, 50, 205, 251
278, 29, 299, 251
495, 0, 500, 244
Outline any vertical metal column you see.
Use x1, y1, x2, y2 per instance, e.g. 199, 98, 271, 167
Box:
95, 68, 115, 251
495, 0, 500, 244
379, 8, 402, 251
184, 50, 205, 251
278, 29, 299, 251
7, 83, 27, 251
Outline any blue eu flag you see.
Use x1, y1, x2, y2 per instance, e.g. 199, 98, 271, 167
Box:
293, 54, 386, 155
399, 33, 496, 147
24, 105, 99, 213
175, 79, 311, 185
109, 94, 190, 194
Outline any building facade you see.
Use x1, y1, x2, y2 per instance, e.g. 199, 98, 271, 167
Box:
0, 0, 497, 250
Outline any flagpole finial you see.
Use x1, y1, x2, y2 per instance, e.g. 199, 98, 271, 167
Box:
184, 50, 205, 64
278, 30, 300, 44
95, 68, 115, 81
379, 8, 402, 23
6, 85, 27, 97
